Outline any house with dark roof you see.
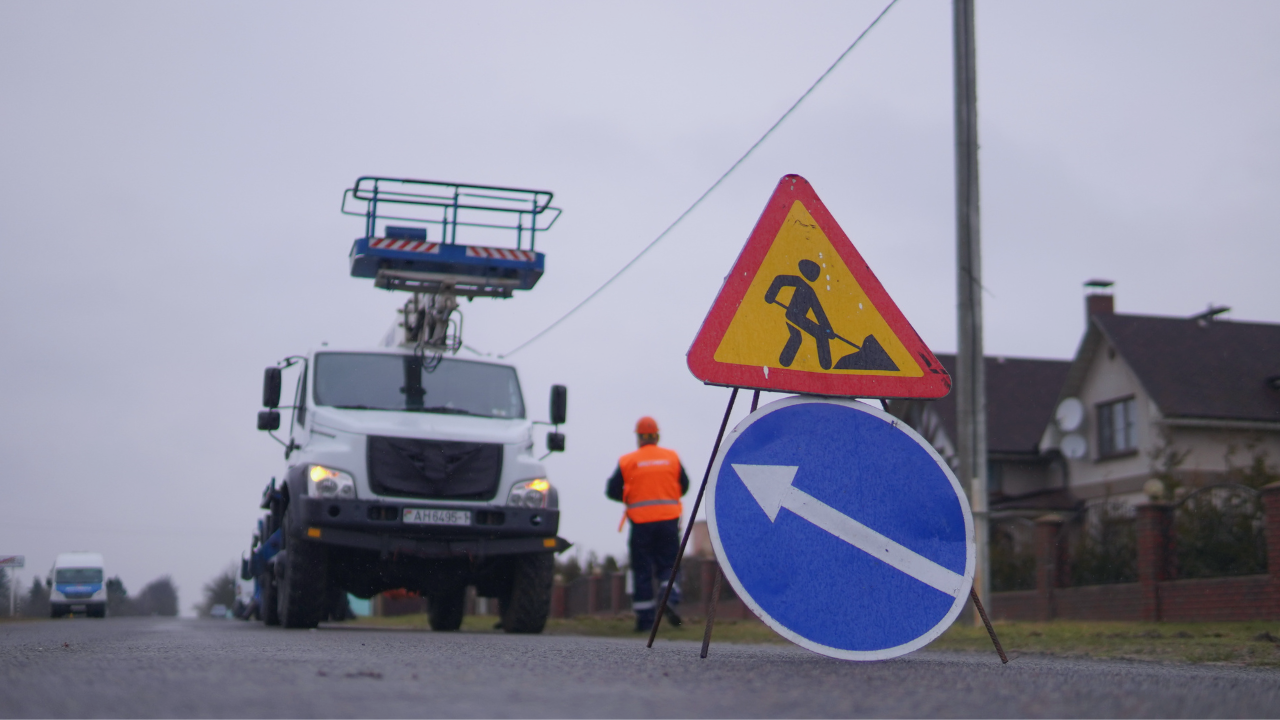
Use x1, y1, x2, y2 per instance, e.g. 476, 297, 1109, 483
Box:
887, 354, 1072, 513
1039, 290, 1280, 505
892, 288, 1280, 513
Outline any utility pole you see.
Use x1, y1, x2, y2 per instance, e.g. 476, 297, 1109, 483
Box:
953, 0, 989, 621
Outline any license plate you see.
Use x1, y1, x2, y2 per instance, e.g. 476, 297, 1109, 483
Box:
402, 508, 472, 526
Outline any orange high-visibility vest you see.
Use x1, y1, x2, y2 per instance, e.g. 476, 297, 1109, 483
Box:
619, 444, 683, 524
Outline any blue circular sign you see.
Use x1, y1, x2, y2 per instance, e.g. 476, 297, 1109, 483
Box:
706, 396, 974, 661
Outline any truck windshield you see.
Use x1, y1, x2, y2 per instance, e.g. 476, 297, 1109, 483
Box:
313, 353, 526, 419
55, 568, 103, 583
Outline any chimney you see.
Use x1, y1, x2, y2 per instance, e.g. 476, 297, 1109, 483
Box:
1084, 279, 1114, 321
1087, 294, 1114, 317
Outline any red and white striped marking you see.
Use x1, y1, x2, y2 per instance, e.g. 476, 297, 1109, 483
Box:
371, 238, 440, 254
465, 246, 537, 262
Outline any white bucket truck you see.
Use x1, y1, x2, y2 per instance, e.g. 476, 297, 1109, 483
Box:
250, 178, 569, 631
49, 552, 106, 618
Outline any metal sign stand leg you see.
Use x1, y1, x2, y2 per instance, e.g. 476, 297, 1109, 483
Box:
648, 388, 739, 649
698, 390, 759, 658
969, 586, 1009, 663
699, 568, 723, 658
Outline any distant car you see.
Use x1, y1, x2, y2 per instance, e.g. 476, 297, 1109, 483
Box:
49, 552, 106, 618
209, 604, 228, 618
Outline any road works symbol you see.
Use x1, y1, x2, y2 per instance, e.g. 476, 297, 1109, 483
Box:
707, 396, 974, 661
687, 174, 951, 399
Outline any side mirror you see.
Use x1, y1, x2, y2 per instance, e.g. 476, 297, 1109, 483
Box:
549, 385, 567, 426
546, 432, 565, 453
257, 410, 281, 431
262, 367, 282, 408
45, 577, 52, 588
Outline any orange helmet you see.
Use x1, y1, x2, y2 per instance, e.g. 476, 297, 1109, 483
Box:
635, 416, 659, 435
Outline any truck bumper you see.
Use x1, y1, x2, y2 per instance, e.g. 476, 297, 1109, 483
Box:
290, 497, 570, 559
301, 525, 570, 558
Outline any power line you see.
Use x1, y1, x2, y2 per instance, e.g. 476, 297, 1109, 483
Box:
500, 0, 900, 358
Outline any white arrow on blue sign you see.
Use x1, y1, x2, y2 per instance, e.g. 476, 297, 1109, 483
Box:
706, 396, 974, 661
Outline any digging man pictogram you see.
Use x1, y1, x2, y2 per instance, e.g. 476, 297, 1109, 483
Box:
764, 259, 899, 372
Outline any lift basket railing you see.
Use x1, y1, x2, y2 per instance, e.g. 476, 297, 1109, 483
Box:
342, 176, 560, 251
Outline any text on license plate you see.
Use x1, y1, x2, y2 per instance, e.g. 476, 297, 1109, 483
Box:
402, 508, 472, 526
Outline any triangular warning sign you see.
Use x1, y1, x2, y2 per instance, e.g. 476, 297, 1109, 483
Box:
687, 175, 951, 399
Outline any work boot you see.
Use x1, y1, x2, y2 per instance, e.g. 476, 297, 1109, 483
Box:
664, 605, 683, 628
634, 610, 655, 632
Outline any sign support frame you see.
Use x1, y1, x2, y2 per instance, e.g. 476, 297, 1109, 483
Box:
645, 388, 739, 649
653, 172, 1004, 661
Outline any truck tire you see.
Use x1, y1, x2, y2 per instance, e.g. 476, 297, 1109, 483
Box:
501, 553, 553, 634
277, 518, 329, 629
261, 572, 280, 626
428, 587, 466, 631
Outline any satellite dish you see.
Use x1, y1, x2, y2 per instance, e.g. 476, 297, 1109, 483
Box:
1061, 433, 1087, 459
1056, 397, 1085, 432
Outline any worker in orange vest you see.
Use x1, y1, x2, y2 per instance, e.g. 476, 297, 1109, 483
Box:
606, 416, 690, 632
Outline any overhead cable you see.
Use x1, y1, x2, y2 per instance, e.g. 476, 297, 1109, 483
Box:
501, 0, 900, 358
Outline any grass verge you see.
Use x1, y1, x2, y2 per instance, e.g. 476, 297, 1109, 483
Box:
932, 619, 1280, 667
343, 613, 786, 644
343, 614, 1280, 666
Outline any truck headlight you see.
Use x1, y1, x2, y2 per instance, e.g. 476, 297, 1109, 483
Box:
308, 465, 356, 499
507, 478, 551, 508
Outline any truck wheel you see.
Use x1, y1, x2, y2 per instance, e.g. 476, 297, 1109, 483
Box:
277, 521, 329, 629
428, 587, 466, 631
88, 604, 106, 618
261, 573, 280, 626
501, 553, 553, 634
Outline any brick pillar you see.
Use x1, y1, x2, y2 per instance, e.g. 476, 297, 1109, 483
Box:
1034, 514, 1064, 621
1136, 502, 1172, 622
550, 581, 566, 619
586, 574, 601, 615
1261, 482, 1280, 619
610, 572, 626, 613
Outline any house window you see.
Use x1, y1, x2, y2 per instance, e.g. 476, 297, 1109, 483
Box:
1097, 396, 1136, 457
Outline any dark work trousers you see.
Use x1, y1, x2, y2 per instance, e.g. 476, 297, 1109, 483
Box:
629, 518, 681, 627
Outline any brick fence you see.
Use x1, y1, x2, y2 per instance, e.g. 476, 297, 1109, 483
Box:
549, 556, 757, 621
993, 481, 1280, 622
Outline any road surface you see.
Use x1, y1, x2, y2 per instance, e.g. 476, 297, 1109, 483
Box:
2, 617, 1278, 718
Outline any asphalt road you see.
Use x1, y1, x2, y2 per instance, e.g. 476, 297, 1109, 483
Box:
2, 617, 1278, 718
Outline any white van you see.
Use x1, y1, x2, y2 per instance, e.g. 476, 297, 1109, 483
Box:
49, 552, 106, 618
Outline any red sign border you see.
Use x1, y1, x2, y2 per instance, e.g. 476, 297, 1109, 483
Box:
686, 175, 951, 399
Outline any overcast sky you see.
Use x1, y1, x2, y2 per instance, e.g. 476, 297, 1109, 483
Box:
2, 1, 1277, 614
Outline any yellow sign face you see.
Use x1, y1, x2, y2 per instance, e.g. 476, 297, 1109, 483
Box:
712, 201, 923, 377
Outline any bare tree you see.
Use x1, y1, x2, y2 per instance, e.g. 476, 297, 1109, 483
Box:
134, 576, 179, 616
22, 576, 49, 618
106, 576, 138, 616
195, 565, 238, 618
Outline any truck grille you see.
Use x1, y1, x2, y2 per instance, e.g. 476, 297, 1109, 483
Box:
366, 436, 503, 501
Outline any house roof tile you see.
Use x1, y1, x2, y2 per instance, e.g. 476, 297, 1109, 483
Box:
931, 354, 1072, 455
1094, 313, 1280, 422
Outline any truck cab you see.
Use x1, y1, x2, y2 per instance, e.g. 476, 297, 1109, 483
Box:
49, 552, 106, 618
248, 177, 569, 631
